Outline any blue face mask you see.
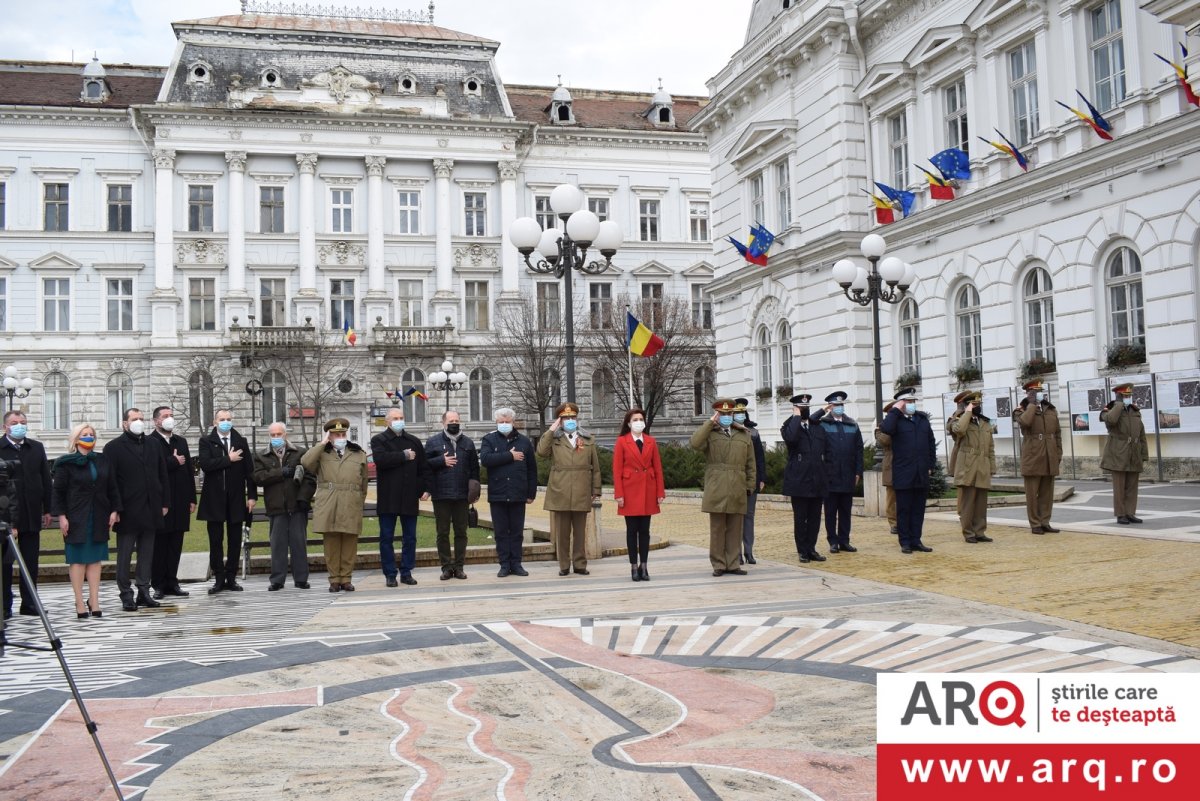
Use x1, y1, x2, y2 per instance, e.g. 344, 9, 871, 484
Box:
8, 423, 27, 440
217, 420, 233, 433
497, 422, 513, 435
718, 415, 733, 428
390, 420, 405, 433
563, 419, 578, 433
733, 413, 746, 424
905, 402, 918, 416
833, 405, 845, 416
270, 437, 285, 449
1122, 397, 1133, 407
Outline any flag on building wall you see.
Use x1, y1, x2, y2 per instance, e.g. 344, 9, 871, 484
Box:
1156, 44, 1200, 108
980, 129, 1029, 171
929, 147, 971, 181
917, 165, 955, 200
727, 223, 775, 266
1056, 91, 1114, 141
404, 386, 429, 401
626, 311, 665, 357
874, 181, 915, 218
868, 192, 895, 224
343, 318, 357, 346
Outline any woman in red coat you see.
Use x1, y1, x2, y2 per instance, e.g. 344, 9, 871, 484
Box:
613, 408, 665, 582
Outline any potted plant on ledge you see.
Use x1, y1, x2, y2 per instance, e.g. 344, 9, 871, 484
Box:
1104, 341, 1146, 371
775, 383, 794, 400
755, 386, 773, 402
952, 361, 983, 389
894, 370, 922, 390
1018, 356, 1056, 381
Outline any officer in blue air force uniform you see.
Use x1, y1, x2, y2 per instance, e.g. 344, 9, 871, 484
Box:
811, 390, 863, 553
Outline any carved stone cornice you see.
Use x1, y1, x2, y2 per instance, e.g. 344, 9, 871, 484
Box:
153, 148, 176, 170
432, 158, 455, 178
225, 151, 247, 172
296, 153, 319, 174
365, 155, 387, 177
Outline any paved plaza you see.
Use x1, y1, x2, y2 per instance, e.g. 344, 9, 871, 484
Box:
2, 485, 1198, 801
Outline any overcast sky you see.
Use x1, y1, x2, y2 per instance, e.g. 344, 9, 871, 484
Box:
3, 0, 754, 96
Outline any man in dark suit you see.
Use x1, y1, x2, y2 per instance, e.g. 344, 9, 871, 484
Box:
103, 407, 169, 611
1, 410, 52, 618
781, 393, 831, 564
150, 406, 196, 599
197, 409, 257, 594
371, 408, 431, 587
881, 387, 938, 554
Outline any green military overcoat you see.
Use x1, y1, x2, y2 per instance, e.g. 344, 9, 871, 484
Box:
301, 441, 369, 535
689, 422, 755, 514
952, 413, 996, 489
537, 429, 602, 513
1015, 400, 1062, 477
1099, 403, 1148, 473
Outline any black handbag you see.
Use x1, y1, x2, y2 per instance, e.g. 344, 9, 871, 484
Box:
467, 504, 479, 528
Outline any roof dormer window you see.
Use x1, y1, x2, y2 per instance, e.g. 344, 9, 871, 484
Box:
549, 76, 574, 125
260, 67, 282, 89
643, 79, 674, 127
399, 73, 417, 94
462, 75, 482, 97
80, 56, 109, 103
187, 61, 213, 86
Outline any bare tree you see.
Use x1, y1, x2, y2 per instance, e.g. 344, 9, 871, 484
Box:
158, 354, 249, 436
258, 330, 357, 447
484, 294, 567, 433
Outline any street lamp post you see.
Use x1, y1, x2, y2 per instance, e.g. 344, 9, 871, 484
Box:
428, 359, 466, 416
2, 366, 35, 412
831, 234, 917, 464
507, 184, 624, 403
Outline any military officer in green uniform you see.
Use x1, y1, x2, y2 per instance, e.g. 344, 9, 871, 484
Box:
952, 391, 995, 543
1015, 378, 1062, 534
690, 398, 756, 577
1100, 383, 1148, 524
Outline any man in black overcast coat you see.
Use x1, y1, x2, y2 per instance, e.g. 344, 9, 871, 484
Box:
1, 410, 52, 618
197, 408, 257, 594
150, 405, 196, 599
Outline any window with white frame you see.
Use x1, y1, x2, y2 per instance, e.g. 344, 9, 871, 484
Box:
888, 111, 908, 189
106, 277, 134, 332
1023, 266, 1056, 364
777, 320, 793, 387
107, 184, 132, 232
464, 192, 487, 236
591, 369, 615, 419
756, 326, 774, 391
955, 284, 983, 370
44, 183, 69, 232
749, 172, 765, 223
1089, 0, 1126, 111
43, 277, 70, 331
402, 367, 427, 423
689, 200, 710, 242
189, 369, 214, 429
43, 371, 70, 430
260, 278, 286, 326
260, 186, 284, 233
1106, 247, 1143, 346
189, 277, 216, 331
465, 280, 489, 330
0, 278, 5, 330
188, 185, 214, 232
396, 279, 423, 327
1008, 40, 1040, 146
589, 282, 612, 329
587, 197, 609, 221
944, 80, 969, 153
330, 279, 355, 331
536, 281, 560, 330
639, 199, 660, 242
641, 282, 664, 329
691, 284, 712, 330
693, 366, 715, 416
396, 190, 420, 234
261, 368, 287, 426
106, 372, 134, 429
330, 188, 353, 233
774, 161, 791, 231
534, 195, 555, 231
899, 298, 921, 375
469, 367, 493, 422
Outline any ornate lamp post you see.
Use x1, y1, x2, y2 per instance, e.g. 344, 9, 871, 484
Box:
429, 359, 466, 415
831, 233, 917, 448
2, 366, 35, 412
507, 183, 624, 403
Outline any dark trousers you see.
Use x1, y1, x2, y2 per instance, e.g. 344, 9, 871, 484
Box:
152, 529, 186, 591
895, 488, 929, 548
433, 499, 468, 569
115, 529, 155, 602
3, 531, 40, 613
490, 502, 527, 569
824, 491, 853, 546
379, 513, 418, 578
207, 520, 241, 581
790, 496, 822, 556
269, 512, 309, 585
624, 515, 651, 565
741, 492, 758, 559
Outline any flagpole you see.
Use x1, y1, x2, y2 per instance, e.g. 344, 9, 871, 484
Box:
625, 304, 635, 407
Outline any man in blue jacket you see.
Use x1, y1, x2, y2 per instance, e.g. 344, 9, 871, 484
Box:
479, 407, 538, 577
372, 408, 430, 587
425, 410, 479, 580
812, 390, 863, 553
880, 387, 937, 554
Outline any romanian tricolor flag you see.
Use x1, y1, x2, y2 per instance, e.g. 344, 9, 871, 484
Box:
1156, 44, 1199, 108
1056, 91, 1114, 141
404, 386, 429, 401
343, 318, 357, 346
979, 129, 1029, 171
917, 165, 954, 201
727, 223, 775, 266
626, 311, 665, 358
868, 191, 895, 225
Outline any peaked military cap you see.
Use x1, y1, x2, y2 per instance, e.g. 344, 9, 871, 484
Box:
1112, 383, 1134, 396
323, 417, 350, 433
1023, 379, 1045, 392
555, 401, 579, 418
713, 398, 737, 413
789, 393, 812, 405
893, 387, 918, 401
825, 390, 848, 404
733, 397, 750, 411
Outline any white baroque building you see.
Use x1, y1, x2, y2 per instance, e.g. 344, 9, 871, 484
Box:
0, 7, 715, 451
694, 0, 1200, 474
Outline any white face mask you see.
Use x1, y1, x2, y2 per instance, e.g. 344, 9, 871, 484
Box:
1035, 392, 1044, 403
161, 417, 176, 432
128, 420, 146, 435
630, 420, 646, 435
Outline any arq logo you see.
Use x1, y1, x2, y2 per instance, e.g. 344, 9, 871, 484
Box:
900, 680, 1026, 727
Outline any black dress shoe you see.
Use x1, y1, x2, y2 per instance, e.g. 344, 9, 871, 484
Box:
328, 584, 342, 592
900, 547, 913, 554
295, 581, 311, 589
1117, 516, 1131, 524
268, 583, 284, 591
1042, 525, 1060, 533
640, 565, 650, 582
152, 588, 167, 600
975, 534, 993, 543
122, 601, 139, 612
573, 568, 590, 575
631, 565, 641, 582
1127, 515, 1143, 523
807, 551, 827, 562
840, 544, 857, 553
712, 569, 724, 577
400, 575, 418, 585
168, 585, 191, 597
511, 567, 528, 577
207, 582, 224, 595
913, 543, 934, 552
498, 567, 511, 578
559, 569, 571, 576
136, 591, 162, 608
386, 577, 399, 587
799, 554, 811, 563
341, 583, 356, 592
441, 568, 455, 580
453, 567, 467, 580
727, 568, 748, 575
829, 544, 840, 553
225, 579, 244, 592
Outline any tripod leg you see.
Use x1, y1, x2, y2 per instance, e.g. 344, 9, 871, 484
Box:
241, 523, 251, 581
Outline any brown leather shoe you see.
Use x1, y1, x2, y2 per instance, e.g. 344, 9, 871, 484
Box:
341, 583, 356, 592
727, 568, 748, 575
1042, 525, 1061, 533
975, 534, 993, 542
963, 535, 979, 543
1031, 527, 1044, 535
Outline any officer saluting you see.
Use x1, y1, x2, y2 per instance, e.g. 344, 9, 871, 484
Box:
1100, 383, 1148, 525
1015, 379, 1062, 534
811, 390, 862, 553
690, 398, 756, 577
951, 390, 995, 544
781, 393, 830, 563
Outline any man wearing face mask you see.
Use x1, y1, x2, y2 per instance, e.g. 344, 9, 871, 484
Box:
303, 418, 369, 591
1015, 379, 1063, 534
1, 410, 52, 619
538, 402, 602, 576
781, 393, 831, 563
198, 409, 257, 594
370, 408, 431, 586
103, 408, 169, 611
880, 388, 937, 554
691, 398, 756, 576
732, 399, 766, 565
812, 390, 863, 554
952, 392, 996, 544
480, 407, 537, 578
1101, 383, 1148, 525
425, 410, 479, 580
150, 406, 196, 599
253, 422, 316, 591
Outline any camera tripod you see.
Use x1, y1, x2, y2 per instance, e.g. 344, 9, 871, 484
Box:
1, 524, 126, 800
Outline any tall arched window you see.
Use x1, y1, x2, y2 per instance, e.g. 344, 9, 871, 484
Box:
43, 371, 70, 430
955, 284, 982, 370
1106, 246, 1144, 346
188, 369, 214, 429
591, 368, 615, 419
777, 320, 793, 389
106, 372, 133, 428
402, 368, 426, 424
693, 366, 715, 416
543, 368, 561, 421
1023, 266, 1056, 364
756, 326, 774, 392
469, 367, 492, 421
261, 369, 287, 426
899, 298, 921, 375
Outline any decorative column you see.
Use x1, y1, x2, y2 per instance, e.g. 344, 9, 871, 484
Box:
498, 159, 521, 302
364, 155, 390, 326
295, 153, 321, 324
432, 158, 455, 297
150, 147, 180, 343
224, 151, 251, 323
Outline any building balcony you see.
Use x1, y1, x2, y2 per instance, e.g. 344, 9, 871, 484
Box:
369, 317, 453, 355
228, 317, 322, 356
